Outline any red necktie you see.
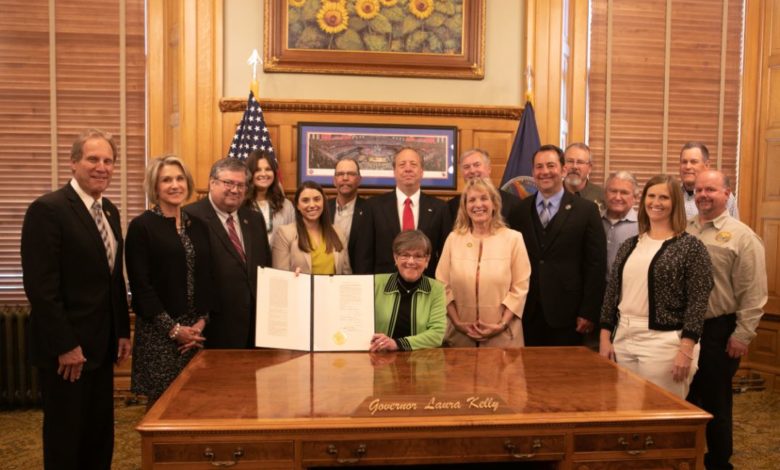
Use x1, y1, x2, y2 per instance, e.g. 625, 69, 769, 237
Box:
402, 198, 414, 231
226, 215, 246, 263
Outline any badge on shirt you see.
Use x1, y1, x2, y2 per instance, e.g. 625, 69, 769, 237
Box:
715, 231, 732, 243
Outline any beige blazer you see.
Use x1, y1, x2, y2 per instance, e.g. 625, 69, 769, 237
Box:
271, 223, 351, 274
435, 227, 531, 348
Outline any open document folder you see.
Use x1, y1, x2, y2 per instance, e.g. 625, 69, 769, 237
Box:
255, 267, 375, 351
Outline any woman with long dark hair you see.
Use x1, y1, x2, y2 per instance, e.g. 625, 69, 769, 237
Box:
272, 181, 350, 274
244, 150, 294, 243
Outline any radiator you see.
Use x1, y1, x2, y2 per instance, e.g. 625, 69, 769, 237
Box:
0, 305, 41, 408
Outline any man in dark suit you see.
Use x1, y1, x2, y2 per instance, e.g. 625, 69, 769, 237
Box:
447, 148, 522, 229
326, 156, 365, 265
184, 157, 271, 348
510, 144, 607, 346
354, 147, 451, 277
22, 129, 131, 470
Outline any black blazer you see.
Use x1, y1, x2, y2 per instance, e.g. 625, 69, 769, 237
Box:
21, 184, 130, 370
125, 210, 212, 323
326, 196, 366, 265
509, 190, 607, 328
183, 198, 271, 348
353, 190, 451, 277
447, 188, 523, 231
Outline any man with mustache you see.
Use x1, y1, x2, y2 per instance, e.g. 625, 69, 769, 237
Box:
563, 142, 605, 210
327, 156, 365, 265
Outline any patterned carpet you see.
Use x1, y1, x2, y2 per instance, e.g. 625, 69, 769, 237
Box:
0, 391, 777, 469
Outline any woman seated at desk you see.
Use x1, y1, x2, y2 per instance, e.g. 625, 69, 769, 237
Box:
371, 230, 446, 352
436, 178, 531, 347
272, 180, 351, 275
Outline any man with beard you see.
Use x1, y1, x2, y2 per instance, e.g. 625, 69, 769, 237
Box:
327, 156, 365, 264
564, 142, 605, 209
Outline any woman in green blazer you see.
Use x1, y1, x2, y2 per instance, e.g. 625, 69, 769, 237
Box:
370, 230, 446, 352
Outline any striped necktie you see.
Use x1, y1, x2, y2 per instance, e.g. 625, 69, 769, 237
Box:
539, 200, 551, 228
226, 215, 246, 263
91, 201, 114, 270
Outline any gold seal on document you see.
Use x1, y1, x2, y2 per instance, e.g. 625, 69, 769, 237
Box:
333, 331, 347, 346
715, 231, 732, 243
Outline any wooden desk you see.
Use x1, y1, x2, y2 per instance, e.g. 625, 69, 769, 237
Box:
137, 348, 709, 469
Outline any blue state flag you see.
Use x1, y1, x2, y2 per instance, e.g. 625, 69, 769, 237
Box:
500, 102, 541, 199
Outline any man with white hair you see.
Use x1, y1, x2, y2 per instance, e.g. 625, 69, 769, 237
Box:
447, 148, 522, 229
601, 170, 639, 276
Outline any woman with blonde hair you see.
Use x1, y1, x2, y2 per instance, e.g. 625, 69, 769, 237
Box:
436, 178, 531, 347
600, 174, 713, 398
126, 155, 211, 406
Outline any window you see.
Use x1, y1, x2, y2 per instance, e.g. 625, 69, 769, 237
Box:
0, 0, 146, 303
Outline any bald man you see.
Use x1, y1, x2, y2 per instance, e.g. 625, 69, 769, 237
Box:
686, 170, 767, 470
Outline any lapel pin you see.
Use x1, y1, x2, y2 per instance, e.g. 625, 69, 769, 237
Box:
105, 210, 111, 217
243, 218, 249, 224
564, 204, 572, 210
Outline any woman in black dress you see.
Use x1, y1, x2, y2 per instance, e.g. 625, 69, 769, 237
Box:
126, 155, 211, 406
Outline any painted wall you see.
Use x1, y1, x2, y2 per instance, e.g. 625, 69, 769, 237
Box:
223, 0, 524, 105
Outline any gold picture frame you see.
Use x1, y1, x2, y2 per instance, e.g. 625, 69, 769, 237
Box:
264, 0, 485, 79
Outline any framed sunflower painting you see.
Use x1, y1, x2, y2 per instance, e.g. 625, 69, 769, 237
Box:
264, 0, 485, 79
297, 122, 457, 189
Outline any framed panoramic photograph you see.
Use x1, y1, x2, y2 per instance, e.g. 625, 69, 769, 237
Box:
264, 0, 485, 79
297, 123, 457, 189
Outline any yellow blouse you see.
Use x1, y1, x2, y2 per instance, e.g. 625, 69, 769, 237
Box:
309, 233, 335, 275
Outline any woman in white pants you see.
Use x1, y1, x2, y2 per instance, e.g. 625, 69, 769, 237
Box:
599, 174, 713, 398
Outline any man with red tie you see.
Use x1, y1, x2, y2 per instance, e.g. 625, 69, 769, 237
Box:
184, 158, 271, 348
354, 147, 451, 276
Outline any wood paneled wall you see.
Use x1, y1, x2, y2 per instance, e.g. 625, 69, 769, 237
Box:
737, 0, 780, 391
216, 98, 523, 197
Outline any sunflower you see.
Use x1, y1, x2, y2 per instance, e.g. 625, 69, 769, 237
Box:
379, 0, 397, 6
408, 0, 434, 19
316, 3, 349, 34
355, 0, 380, 20
289, 0, 306, 7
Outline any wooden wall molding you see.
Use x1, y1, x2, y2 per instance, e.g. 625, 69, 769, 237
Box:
219, 98, 522, 120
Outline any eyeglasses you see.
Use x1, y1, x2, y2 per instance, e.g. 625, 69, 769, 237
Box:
335, 171, 359, 178
215, 178, 247, 192
396, 253, 428, 262
565, 159, 591, 166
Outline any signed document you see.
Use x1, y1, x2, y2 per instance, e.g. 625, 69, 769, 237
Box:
255, 267, 375, 351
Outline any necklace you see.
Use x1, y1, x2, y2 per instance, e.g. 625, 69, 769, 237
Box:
397, 277, 418, 295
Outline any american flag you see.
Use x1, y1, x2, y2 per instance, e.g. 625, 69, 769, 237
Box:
227, 91, 275, 160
